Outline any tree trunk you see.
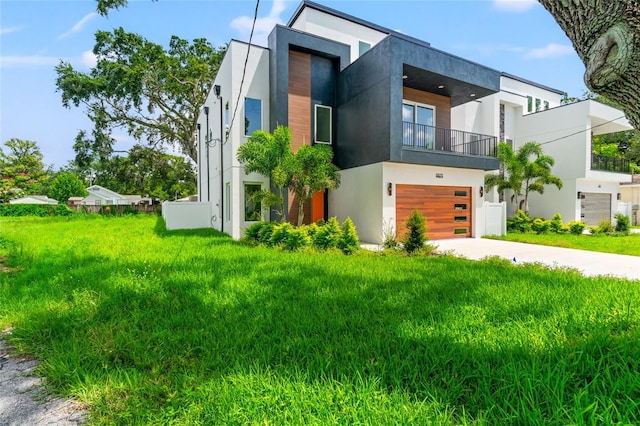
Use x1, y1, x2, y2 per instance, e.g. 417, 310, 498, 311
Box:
539, 0, 640, 129
297, 197, 305, 227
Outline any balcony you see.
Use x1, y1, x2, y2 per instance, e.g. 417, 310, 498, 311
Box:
402, 122, 498, 158
591, 154, 631, 174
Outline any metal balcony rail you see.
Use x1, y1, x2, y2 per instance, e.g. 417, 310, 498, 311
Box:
591, 154, 631, 174
402, 122, 498, 157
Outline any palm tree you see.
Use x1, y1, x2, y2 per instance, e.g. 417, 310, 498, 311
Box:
486, 142, 563, 215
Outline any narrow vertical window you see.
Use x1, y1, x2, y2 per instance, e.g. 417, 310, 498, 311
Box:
535, 98, 541, 112
527, 96, 533, 113
244, 183, 261, 221
315, 105, 332, 144
244, 98, 262, 136
543, 100, 550, 110
225, 182, 231, 220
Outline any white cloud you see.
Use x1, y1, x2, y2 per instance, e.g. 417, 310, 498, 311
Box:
0, 55, 59, 68
492, 0, 537, 12
0, 26, 22, 35
80, 50, 97, 68
230, 0, 288, 46
524, 43, 575, 59
58, 12, 97, 39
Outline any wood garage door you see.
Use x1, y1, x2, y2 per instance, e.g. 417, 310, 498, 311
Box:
396, 184, 472, 240
580, 192, 611, 226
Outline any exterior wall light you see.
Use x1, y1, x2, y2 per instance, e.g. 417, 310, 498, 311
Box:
387, 182, 393, 196
214, 85, 221, 97
577, 191, 582, 199
479, 185, 484, 197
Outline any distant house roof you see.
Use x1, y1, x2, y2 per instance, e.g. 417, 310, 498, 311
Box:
9, 195, 58, 205
86, 185, 125, 201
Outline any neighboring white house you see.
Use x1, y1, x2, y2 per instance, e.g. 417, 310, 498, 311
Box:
621, 175, 640, 225
9, 195, 58, 205
454, 74, 633, 226
163, 0, 632, 241
82, 185, 142, 205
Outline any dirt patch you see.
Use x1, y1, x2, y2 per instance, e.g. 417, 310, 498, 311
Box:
0, 329, 88, 425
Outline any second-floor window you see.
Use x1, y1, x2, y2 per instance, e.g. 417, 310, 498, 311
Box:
403, 101, 435, 149
244, 97, 262, 136
315, 105, 332, 144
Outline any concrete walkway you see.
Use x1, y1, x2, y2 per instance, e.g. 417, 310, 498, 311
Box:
433, 238, 640, 280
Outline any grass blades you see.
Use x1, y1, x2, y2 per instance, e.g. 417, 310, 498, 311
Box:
488, 232, 640, 256
1, 215, 639, 424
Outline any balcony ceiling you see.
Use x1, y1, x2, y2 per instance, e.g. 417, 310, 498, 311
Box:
402, 64, 496, 107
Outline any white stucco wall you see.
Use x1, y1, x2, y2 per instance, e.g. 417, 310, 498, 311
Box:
197, 40, 270, 238
290, 7, 388, 63
525, 179, 576, 221
329, 163, 384, 244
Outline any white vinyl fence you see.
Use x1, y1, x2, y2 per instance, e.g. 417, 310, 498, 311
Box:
484, 201, 507, 236
162, 201, 212, 230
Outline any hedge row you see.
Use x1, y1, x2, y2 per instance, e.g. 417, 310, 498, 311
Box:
508, 210, 631, 236
0, 204, 74, 217
243, 217, 360, 254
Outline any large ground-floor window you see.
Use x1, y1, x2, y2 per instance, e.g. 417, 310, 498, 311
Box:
244, 183, 262, 221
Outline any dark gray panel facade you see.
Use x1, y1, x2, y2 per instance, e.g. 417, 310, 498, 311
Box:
336, 35, 501, 171
267, 25, 350, 132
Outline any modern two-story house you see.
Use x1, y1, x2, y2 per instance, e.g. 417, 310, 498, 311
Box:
461, 74, 633, 225
164, 0, 632, 242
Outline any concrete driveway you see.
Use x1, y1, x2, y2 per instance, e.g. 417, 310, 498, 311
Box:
433, 238, 640, 281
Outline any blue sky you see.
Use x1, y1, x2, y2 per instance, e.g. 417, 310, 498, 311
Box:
1, 0, 587, 169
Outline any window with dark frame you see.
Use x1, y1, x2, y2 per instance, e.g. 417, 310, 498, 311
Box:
315, 105, 332, 144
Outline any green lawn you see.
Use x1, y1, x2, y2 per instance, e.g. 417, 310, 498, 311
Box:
487, 232, 640, 256
1, 215, 639, 424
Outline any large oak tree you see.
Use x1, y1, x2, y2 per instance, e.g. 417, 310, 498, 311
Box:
539, 0, 640, 129
56, 28, 225, 163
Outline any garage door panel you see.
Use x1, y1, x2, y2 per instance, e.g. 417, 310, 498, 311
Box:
580, 192, 611, 226
396, 184, 471, 240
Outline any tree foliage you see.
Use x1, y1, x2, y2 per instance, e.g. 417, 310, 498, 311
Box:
287, 144, 341, 226
237, 126, 341, 225
485, 142, 563, 214
48, 172, 87, 204
0, 139, 50, 202
237, 126, 293, 220
55, 28, 225, 163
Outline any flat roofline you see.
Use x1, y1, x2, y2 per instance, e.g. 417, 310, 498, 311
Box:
501, 72, 565, 95
288, 0, 431, 48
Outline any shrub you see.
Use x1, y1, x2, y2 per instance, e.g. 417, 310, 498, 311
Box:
588, 225, 601, 235
531, 218, 551, 234
615, 213, 630, 235
549, 213, 564, 233
258, 222, 276, 245
508, 210, 532, 233
403, 210, 428, 254
338, 217, 360, 255
597, 219, 614, 235
270, 222, 294, 246
244, 222, 265, 241
313, 217, 342, 250
567, 220, 586, 235
282, 227, 311, 251
302, 223, 320, 239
